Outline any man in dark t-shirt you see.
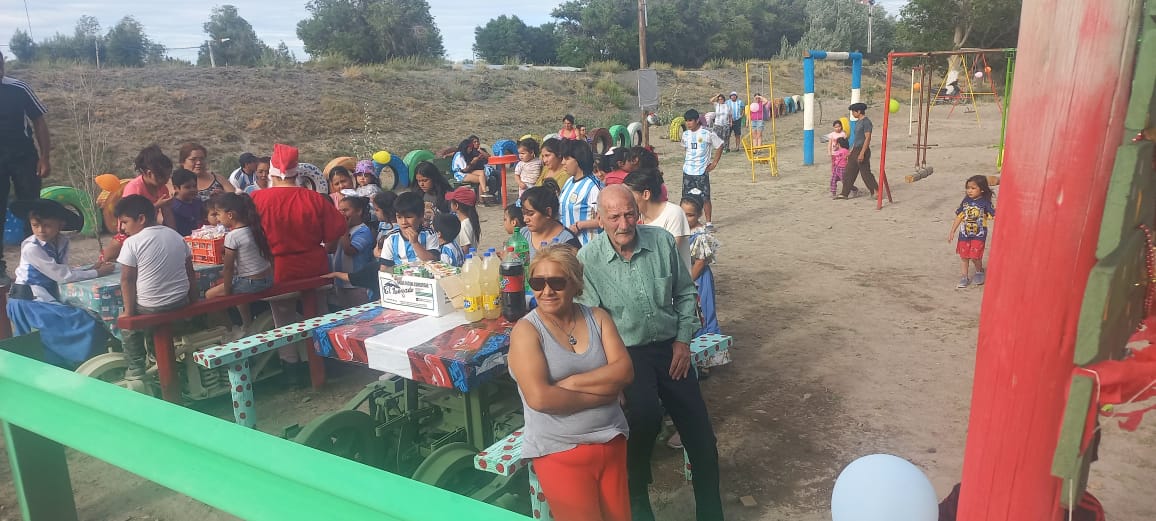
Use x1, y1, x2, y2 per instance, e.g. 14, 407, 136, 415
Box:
838, 102, 879, 199
0, 53, 52, 282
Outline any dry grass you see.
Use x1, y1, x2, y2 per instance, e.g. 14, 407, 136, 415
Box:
20, 60, 882, 189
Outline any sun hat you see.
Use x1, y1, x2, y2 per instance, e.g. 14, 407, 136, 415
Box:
10, 199, 83, 231
355, 159, 375, 175
268, 144, 299, 179
730, 91, 739, 97
445, 186, 478, 206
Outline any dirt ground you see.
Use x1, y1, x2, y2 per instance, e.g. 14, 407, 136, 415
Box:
3, 100, 1155, 521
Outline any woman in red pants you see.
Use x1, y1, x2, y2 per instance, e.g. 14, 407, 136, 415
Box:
508, 245, 635, 521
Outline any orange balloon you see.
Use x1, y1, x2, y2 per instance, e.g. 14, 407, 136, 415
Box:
95, 173, 122, 193
913, 82, 921, 91
984, 66, 992, 74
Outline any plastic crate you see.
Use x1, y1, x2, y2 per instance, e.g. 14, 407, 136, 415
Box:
186, 236, 225, 264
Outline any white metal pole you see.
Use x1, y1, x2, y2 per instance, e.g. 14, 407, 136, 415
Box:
909, 68, 915, 136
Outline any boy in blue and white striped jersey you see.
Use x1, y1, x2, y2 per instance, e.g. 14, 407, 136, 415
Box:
681, 109, 724, 227
380, 191, 439, 267
433, 213, 465, 267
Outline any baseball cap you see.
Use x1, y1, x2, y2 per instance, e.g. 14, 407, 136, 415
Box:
445, 187, 478, 206
730, 91, 738, 97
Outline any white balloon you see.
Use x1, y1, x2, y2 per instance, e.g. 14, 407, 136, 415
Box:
831, 454, 938, 521
974, 71, 984, 79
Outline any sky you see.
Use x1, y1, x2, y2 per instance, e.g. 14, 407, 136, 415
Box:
1, 0, 907, 63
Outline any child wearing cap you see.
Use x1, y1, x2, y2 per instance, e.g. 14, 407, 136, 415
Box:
446, 186, 480, 252
353, 159, 384, 198
6, 199, 116, 368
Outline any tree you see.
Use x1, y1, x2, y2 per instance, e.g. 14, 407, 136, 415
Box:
197, 5, 273, 67
104, 16, 154, 67
551, 0, 639, 67
524, 23, 559, 65
297, 0, 445, 62
8, 30, 37, 62
74, 16, 104, 66
775, 0, 896, 60
898, 0, 1021, 51
473, 15, 528, 63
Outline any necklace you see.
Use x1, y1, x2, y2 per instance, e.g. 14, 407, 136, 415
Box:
544, 305, 579, 346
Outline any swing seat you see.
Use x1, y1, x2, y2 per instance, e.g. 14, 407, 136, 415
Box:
741, 135, 775, 163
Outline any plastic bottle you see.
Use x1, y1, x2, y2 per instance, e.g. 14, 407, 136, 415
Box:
500, 246, 528, 321
461, 254, 484, 322
506, 227, 531, 265
481, 252, 500, 319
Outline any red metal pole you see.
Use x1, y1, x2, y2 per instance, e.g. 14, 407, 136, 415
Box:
957, 1, 1141, 519
876, 53, 894, 210
153, 324, 178, 402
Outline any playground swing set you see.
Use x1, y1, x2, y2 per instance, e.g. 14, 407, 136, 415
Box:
875, 48, 1017, 209
740, 60, 781, 180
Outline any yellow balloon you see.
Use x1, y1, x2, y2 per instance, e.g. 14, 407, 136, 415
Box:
372, 150, 392, 164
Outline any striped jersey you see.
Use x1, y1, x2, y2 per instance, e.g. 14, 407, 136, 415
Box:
440, 241, 465, 267
681, 128, 723, 176
380, 227, 440, 266
559, 174, 602, 246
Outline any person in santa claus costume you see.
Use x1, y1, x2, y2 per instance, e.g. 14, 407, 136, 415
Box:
251, 143, 346, 386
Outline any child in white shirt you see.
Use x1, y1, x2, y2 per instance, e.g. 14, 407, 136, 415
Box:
115, 194, 197, 379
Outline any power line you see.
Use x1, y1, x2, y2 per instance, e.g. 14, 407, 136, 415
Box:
23, 0, 33, 36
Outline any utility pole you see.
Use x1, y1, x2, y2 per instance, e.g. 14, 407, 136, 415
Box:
208, 40, 216, 68
94, 38, 100, 69
637, 0, 649, 147
867, 3, 874, 54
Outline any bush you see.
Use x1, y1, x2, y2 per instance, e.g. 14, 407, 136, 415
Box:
585, 60, 627, 74
649, 61, 676, 71
593, 77, 630, 110
703, 58, 737, 70
308, 52, 353, 71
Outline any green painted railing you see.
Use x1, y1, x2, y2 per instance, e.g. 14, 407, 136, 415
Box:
0, 344, 526, 521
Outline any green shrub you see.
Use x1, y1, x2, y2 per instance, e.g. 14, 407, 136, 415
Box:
586, 60, 628, 74
308, 53, 353, 71
703, 58, 737, 70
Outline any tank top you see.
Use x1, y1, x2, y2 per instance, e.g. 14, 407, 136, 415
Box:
749, 102, 764, 121
197, 175, 225, 202
515, 304, 630, 459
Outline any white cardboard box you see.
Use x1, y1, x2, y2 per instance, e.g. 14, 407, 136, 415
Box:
378, 271, 453, 317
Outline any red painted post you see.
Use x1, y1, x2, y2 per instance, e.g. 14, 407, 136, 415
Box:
153, 324, 178, 402
301, 289, 326, 390
957, 1, 1142, 519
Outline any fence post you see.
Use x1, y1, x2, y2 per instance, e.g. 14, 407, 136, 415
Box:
3, 422, 79, 521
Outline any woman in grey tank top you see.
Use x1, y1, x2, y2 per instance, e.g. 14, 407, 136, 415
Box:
508, 245, 634, 521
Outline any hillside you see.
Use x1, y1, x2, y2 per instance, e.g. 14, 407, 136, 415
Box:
17, 61, 887, 183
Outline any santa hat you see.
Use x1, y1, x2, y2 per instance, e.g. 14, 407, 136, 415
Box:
269, 144, 299, 179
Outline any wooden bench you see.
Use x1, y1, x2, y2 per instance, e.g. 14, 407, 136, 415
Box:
116, 277, 331, 402
192, 302, 380, 428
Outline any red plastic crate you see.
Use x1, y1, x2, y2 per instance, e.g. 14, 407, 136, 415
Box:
186, 236, 225, 264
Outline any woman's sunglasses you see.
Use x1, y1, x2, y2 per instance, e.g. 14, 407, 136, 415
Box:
528, 277, 567, 291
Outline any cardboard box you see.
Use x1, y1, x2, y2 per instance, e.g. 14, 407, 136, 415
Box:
378, 271, 453, 317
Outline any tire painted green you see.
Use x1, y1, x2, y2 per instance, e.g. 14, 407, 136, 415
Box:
403, 150, 434, 186
295, 409, 384, 469
627, 122, 643, 147
40, 186, 99, 237
608, 125, 630, 148
669, 117, 686, 141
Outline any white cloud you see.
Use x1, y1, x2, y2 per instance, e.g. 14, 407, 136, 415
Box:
1, 1, 908, 63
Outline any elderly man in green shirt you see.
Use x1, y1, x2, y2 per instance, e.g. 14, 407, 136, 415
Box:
578, 185, 723, 521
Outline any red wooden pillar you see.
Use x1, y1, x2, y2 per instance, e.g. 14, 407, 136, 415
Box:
958, 1, 1143, 519
153, 324, 178, 402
